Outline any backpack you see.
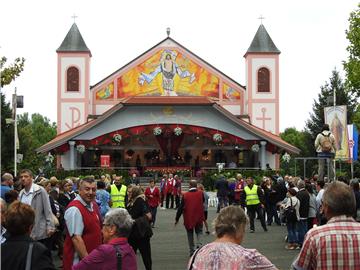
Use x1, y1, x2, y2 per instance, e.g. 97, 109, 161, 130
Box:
320, 132, 332, 153
284, 198, 297, 223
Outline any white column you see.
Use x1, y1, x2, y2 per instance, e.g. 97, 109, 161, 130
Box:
260, 141, 267, 170
69, 141, 76, 170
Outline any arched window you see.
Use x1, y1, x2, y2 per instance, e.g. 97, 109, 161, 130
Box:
257, 67, 270, 92
67, 67, 79, 92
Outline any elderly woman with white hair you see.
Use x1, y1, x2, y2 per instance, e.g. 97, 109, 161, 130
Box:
187, 205, 278, 270
73, 208, 137, 270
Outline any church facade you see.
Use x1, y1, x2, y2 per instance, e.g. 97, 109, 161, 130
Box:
38, 23, 299, 172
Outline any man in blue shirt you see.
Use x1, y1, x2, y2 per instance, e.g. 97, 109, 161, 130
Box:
1, 173, 14, 200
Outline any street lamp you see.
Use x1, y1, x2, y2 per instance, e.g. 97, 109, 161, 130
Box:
7, 87, 24, 176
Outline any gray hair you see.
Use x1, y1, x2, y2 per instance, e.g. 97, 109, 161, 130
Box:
213, 205, 248, 238
297, 179, 305, 189
104, 208, 134, 237
2, 173, 13, 182
322, 181, 356, 217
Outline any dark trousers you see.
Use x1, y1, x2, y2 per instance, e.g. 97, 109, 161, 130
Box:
186, 224, 203, 255
149, 206, 157, 226
175, 195, 180, 209
217, 195, 229, 213
166, 193, 174, 209
129, 237, 152, 270
266, 203, 280, 225
297, 219, 308, 245
247, 204, 267, 231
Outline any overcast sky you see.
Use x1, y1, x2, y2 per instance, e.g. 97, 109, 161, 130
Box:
1, 0, 358, 132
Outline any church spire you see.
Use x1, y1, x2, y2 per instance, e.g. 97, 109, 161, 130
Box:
57, 23, 91, 55
246, 24, 280, 54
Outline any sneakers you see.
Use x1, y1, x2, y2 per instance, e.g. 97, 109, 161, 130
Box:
250, 229, 255, 233
264, 227, 268, 232
285, 244, 296, 250
206, 231, 210, 235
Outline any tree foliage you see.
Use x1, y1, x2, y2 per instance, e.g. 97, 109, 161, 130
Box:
344, 3, 360, 98
1, 57, 25, 173
0, 57, 25, 87
305, 69, 357, 139
1, 94, 14, 172
16, 113, 57, 172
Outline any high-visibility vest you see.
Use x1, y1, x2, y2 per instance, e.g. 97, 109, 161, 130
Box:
244, 184, 260, 206
110, 184, 127, 208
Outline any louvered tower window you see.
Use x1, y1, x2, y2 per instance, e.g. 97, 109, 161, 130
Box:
67, 67, 79, 92
257, 67, 270, 92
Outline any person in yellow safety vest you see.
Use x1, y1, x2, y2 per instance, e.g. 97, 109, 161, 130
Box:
242, 177, 267, 233
107, 175, 127, 208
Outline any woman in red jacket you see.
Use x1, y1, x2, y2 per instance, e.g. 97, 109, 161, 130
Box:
144, 179, 160, 228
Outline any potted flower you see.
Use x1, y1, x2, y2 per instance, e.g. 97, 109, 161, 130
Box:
174, 127, 182, 136
251, 144, 260, 153
213, 133, 222, 142
112, 133, 122, 144
153, 126, 162, 136
76, 144, 86, 154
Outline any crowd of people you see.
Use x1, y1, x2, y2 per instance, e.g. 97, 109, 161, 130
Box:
1, 169, 360, 269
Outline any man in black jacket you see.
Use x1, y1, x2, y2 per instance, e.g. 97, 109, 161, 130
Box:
215, 176, 229, 213
296, 180, 310, 246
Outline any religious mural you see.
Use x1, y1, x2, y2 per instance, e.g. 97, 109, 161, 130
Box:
222, 83, 240, 101
96, 82, 114, 100
116, 49, 219, 97
324, 105, 349, 159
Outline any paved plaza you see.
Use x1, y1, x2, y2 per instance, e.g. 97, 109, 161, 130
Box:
136, 207, 298, 270
53, 206, 298, 270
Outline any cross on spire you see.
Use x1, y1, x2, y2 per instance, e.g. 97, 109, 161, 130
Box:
258, 15, 265, 24
71, 14, 78, 23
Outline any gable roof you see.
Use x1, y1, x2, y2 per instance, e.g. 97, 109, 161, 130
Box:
246, 24, 280, 54
57, 23, 91, 55
37, 97, 299, 154
90, 37, 245, 90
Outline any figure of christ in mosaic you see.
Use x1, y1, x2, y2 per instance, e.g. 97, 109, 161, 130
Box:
138, 50, 195, 96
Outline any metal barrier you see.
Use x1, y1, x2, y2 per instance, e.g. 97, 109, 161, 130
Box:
294, 157, 333, 180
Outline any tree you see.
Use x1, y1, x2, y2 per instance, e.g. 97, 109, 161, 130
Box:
280, 127, 314, 176
344, 3, 360, 98
305, 69, 357, 139
1, 57, 25, 173
0, 57, 25, 87
305, 69, 359, 178
17, 113, 57, 173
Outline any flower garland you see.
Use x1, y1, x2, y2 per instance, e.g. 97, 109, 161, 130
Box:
213, 133, 222, 142
153, 126, 162, 136
112, 133, 122, 144
174, 127, 182, 136
76, 144, 86, 154
251, 144, 260, 152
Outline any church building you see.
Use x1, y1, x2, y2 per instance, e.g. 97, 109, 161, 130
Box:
38, 23, 299, 173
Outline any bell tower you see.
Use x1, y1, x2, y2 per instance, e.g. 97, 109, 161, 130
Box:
244, 24, 281, 169
244, 23, 280, 135
56, 23, 91, 134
